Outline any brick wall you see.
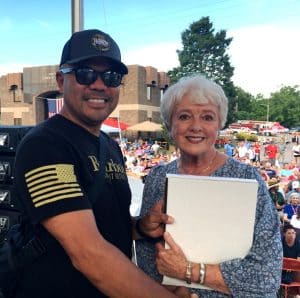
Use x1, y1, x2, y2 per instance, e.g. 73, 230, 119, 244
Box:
0, 64, 170, 128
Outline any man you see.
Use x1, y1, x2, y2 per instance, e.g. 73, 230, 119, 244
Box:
151, 140, 161, 155
268, 178, 285, 216
236, 140, 248, 160
265, 139, 279, 165
223, 139, 234, 157
5, 29, 191, 298
281, 225, 300, 284
286, 180, 300, 200
263, 161, 277, 179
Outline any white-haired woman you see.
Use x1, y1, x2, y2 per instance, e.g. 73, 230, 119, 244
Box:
135, 74, 282, 297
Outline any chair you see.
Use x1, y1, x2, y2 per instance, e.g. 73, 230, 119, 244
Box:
280, 257, 300, 298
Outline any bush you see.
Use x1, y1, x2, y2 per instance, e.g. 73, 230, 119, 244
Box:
235, 132, 258, 142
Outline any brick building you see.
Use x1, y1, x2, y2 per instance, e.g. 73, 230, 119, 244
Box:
0, 64, 170, 130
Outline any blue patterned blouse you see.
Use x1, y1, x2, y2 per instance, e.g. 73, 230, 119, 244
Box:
135, 157, 282, 298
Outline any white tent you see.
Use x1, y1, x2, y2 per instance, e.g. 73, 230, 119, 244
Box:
100, 124, 120, 133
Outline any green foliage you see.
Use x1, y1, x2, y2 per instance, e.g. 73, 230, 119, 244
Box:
166, 16, 300, 129
228, 85, 300, 128
235, 132, 257, 142
160, 123, 175, 147
268, 86, 300, 127
168, 17, 237, 125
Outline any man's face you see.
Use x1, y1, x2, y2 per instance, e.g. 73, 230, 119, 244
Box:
56, 58, 121, 135
285, 229, 297, 243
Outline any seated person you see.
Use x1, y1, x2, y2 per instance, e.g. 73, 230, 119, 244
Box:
282, 224, 300, 284
282, 224, 300, 259
279, 163, 294, 182
268, 178, 285, 211
291, 208, 300, 229
264, 161, 277, 179
283, 193, 300, 223
286, 180, 300, 199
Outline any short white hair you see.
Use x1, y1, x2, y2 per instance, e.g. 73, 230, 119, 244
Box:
160, 74, 228, 131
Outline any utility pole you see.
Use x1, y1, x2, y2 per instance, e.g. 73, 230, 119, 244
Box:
72, 0, 84, 33
267, 101, 270, 122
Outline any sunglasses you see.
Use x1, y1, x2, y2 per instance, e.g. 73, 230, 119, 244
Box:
60, 67, 124, 87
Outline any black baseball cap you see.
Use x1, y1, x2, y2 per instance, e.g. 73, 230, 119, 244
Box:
60, 29, 128, 74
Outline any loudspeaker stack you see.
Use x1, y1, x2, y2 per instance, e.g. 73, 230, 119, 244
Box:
0, 126, 32, 246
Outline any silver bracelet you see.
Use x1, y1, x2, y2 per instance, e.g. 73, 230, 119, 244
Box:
199, 262, 206, 284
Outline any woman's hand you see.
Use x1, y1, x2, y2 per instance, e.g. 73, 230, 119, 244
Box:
138, 200, 174, 238
156, 232, 187, 280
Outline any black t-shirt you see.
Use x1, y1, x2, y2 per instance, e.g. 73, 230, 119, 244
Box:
13, 115, 132, 298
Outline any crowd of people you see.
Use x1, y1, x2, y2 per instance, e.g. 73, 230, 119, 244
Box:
222, 138, 300, 229
120, 133, 300, 293
118, 139, 179, 182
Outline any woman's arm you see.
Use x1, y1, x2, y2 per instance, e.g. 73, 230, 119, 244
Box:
155, 167, 282, 296
156, 232, 231, 294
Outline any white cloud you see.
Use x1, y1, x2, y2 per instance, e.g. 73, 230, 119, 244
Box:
0, 63, 35, 76
2, 24, 299, 98
123, 24, 300, 96
228, 24, 300, 96
123, 42, 181, 72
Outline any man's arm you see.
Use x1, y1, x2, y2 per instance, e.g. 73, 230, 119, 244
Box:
42, 209, 179, 298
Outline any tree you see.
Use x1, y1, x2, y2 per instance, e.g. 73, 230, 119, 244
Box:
268, 86, 300, 127
168, 17, 237, 125
234, 87, 256, 120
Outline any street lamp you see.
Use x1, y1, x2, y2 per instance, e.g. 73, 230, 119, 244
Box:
260, 100, 269, 122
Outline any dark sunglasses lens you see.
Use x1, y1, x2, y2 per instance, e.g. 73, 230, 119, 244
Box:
74, 68, 122, 87
75, 69, 97, 85
102, 72, 123, 87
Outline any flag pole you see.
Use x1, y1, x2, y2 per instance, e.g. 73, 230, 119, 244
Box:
117, 110, 122, 142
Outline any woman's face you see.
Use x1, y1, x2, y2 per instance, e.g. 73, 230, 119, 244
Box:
170, 95, 220, 157
291, 196, 299, 205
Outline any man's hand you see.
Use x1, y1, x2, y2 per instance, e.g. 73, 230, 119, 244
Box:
165, 285, 199, 298
138, 200, 174, 238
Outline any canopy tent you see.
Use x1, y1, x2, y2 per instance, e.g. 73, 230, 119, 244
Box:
100, 117, 128, 134
103, 117, 128, 130
101, 124, 121, 133
126, 121, 162, 132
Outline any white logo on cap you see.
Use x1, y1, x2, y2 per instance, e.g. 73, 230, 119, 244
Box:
92, 34, 110, 52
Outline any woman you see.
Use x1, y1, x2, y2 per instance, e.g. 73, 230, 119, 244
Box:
135, 74, 282, 297
292, 141, 300, 164
290, 207, 300, 229
283, 192, 300, 223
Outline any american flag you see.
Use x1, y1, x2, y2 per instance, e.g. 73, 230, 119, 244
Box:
25, 164, 83, 208
48, 98, 64, 118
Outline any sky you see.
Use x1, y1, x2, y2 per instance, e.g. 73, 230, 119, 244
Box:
0, 0, 299, 96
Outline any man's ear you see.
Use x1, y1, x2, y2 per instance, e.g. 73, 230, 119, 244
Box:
56, 71, 64, 92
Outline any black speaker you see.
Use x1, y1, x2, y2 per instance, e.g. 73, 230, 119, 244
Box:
0, 126, 33, 247
0, 209, 21, 244
0, 126, 33, 154
0, 156, 16, 184
0, 184, 18, 209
